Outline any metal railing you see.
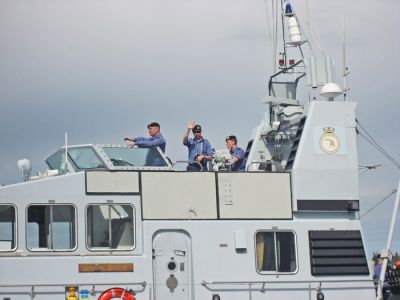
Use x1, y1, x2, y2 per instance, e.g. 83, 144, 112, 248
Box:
172, 160, 203, 171
201, 279, 375, 300
0, 282, 147, 300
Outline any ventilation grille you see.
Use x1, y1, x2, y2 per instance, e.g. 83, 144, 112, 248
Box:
309, 230, 369, 276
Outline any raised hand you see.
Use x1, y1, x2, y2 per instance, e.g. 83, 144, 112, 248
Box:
124, 136, 134, 142
187, 120, 196, 130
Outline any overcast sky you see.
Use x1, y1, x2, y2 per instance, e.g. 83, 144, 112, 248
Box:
0, 0, 399, 257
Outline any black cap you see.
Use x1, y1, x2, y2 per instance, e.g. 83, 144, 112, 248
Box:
192, 125, 202, 132
225, 135, 237, 143
147, 122, 160, 128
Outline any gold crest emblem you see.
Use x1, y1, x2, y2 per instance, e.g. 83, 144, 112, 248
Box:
319, 127, 340, 154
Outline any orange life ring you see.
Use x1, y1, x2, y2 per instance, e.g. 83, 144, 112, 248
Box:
98, 288, 136, 300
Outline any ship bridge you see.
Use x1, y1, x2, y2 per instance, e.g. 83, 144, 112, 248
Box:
45, 144, 172, 173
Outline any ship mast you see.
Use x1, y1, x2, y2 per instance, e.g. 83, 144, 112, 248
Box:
267, 0, 307, 102
376, 178, 400, 300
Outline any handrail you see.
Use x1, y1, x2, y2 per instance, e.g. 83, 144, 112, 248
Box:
246, 160, 282, 172
201, 279, 374, 291
0, 281, 147, 299
172, 160, 203, 171
0, 281, 146, 288
201, 279, 374, 286
201, 279, 375, 300
246, 161, 262, 171
269, 59, 304, 80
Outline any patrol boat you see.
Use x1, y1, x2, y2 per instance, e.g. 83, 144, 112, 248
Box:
0, 2, 380, 300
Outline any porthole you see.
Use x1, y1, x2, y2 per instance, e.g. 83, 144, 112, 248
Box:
167, 261, 177, 272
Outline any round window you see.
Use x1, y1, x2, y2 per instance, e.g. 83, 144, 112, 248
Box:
167, 261, 177, 272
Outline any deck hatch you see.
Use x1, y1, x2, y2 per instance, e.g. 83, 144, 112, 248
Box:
308, 230, 369, 276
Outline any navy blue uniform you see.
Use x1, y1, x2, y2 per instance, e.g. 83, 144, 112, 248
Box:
230, 146, 245, 171
185, 137, 213, 171
134, 134, 166, 152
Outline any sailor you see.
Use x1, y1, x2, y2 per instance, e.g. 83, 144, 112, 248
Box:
124, 122, 166, 152
183, 121, 213, 171
225, 135, 245, 172
373, 254, 383, 284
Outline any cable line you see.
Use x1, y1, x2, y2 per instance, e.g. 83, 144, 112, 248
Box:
360, 189, 397, 218
356, 119, 400, 169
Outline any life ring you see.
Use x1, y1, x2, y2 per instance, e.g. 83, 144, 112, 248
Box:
98, 288, 136, 300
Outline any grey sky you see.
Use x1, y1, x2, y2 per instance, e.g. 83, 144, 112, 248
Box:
0, 0, 399, 257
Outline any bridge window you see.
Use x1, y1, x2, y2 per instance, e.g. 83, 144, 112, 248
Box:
27, 205, 76, 251
46, 147, 106, 172
0, 205, 16, 251
46, 150, 68, 174
255, 231, 297, 273
86, 204, 135, 251
68, 147, 105, 170
102, 147, 167, 167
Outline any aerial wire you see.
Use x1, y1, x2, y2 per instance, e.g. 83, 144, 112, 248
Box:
358, 131, 400, 168
273, 0, 278, 74
264, 0, 276, 74
356, 119, 400, 169
360, 189, 397, 218
342, 13, 349, 101
303, 0, 325, 56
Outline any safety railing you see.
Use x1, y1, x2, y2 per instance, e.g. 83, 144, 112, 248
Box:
0, 282, 147, 300
201, 279, 375, 300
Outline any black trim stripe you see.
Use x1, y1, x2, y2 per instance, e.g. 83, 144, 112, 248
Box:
214, 172, 220, 219
298, 200, 359, 211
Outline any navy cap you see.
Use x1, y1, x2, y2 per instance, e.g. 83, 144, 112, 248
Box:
225, 135, 237, 142
192, 125, 202, 132
147, 122, 160, 128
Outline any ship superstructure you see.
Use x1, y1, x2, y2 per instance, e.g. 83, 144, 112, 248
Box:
0, 1, 379, 300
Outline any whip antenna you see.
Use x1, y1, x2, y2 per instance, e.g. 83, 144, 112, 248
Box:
342, 13, 350, 100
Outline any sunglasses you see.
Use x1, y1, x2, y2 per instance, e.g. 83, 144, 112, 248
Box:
193, 130, 201, 133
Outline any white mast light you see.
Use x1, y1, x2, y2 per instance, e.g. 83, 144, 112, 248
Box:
283, 2, 303, 45
287, 16, 302, 44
